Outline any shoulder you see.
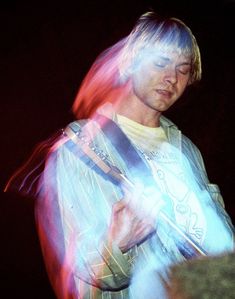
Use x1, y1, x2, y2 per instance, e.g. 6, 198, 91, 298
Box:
65, 119, 88, 131
65, 119, 104, 138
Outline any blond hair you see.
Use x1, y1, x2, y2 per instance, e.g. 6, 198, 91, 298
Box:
73, 11, 201, 119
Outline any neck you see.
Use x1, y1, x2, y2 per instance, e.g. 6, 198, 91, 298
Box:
115, 106, 161, 127
113, 93, 161, 128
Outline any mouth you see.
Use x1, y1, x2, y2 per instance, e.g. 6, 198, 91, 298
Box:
156, 89, 173, 98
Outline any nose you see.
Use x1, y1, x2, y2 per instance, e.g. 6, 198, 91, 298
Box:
164, 68, 177, 85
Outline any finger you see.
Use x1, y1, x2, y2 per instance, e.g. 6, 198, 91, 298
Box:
112, 200, 127, 213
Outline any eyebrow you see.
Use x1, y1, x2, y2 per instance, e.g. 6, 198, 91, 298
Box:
156, 56, 171, 62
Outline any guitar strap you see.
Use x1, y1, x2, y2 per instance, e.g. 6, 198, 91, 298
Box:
64, 113, 156, 188
92, 113, 156, 187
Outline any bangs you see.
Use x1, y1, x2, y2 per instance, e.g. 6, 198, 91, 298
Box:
149, 22, 194, 56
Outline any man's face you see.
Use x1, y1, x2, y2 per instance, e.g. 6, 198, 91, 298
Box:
129, 50, 191, 113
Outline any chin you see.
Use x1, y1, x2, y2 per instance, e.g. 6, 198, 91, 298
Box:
156, 102, 170, 112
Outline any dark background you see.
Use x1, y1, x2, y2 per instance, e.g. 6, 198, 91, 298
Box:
1, 0, 234, 298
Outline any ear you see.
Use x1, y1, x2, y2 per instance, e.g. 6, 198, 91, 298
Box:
187, 75, 193, 86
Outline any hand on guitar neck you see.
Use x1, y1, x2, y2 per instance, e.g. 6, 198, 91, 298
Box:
108, 180, 165, 253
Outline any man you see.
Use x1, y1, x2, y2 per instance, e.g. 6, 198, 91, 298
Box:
5, 11, 234, 298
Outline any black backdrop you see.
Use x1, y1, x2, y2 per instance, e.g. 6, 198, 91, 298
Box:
1, 0, 234, 298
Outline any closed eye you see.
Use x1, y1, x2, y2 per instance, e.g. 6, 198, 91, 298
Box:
155, 62, 167, 68
177, 64, 191, 75
154, 57, 170, 68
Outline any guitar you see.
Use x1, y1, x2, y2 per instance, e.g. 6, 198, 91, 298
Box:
65, 125, 208, 259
